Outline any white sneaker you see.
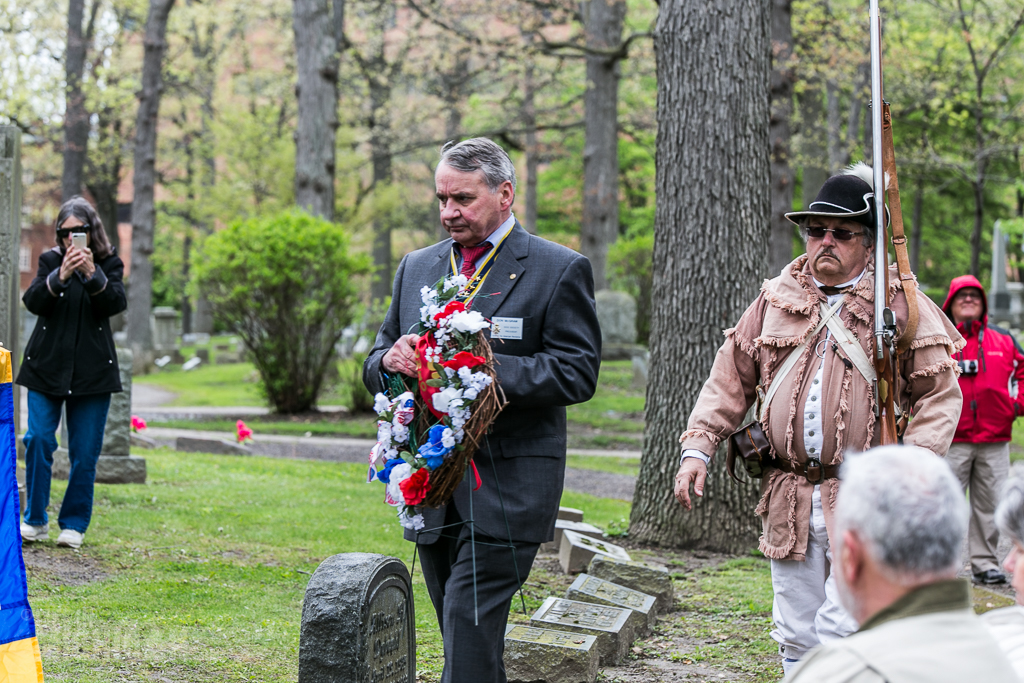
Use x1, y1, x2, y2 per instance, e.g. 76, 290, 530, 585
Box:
20, 522, 48, 542
56, 529, 84, 549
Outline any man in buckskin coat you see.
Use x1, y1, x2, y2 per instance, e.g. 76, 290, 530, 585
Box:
672, 165, 964, 676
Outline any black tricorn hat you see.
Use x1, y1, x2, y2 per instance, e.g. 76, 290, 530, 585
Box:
785, 162, 888, 229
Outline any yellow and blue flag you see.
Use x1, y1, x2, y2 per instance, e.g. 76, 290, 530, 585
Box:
0, 349, 43, 681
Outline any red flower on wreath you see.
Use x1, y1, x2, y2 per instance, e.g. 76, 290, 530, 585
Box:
433, 300, 466, 321
442, 351, 487, 371
400, 468, 431, 506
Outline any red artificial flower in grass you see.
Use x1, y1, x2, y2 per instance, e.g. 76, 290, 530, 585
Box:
236, 420, 253, 443
433, 300, 466, 321
131, 415, 147, 432
442, 351, 487, 371
399, 468, 431, 506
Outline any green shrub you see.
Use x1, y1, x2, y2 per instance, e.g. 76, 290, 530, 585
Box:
192, 210, 370, 413
608, 231, 654, 344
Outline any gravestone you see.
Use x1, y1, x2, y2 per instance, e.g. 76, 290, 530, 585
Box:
151, 307, 179, 352
558, 506, 584, 523
529, 597, 634, 666
560, 529, 631, 574
595, 290, 643, 360
0, 128, 21, 433
504, 625, 598, 683
53, 347, 146, 484
299, 553, 414, 683
566, 573, 657, 636
541, 520, 604, 554
195, 348, 210, 363
588, 556, 675, 613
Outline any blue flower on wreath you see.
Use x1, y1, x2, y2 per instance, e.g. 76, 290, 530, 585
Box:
418, 424, 452, 470
377, 457, 407, 484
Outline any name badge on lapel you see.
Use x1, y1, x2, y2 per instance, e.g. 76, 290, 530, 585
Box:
491, 317, 523, 340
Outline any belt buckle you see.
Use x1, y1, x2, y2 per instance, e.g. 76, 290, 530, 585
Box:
804, 457, 824, 484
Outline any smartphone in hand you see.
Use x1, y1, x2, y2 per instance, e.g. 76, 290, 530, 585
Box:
71, 233, 87, 250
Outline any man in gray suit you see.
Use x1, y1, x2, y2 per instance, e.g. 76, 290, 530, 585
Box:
363, 138, 602, 683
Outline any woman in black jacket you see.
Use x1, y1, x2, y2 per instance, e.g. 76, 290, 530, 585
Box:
18, 196, 127, 549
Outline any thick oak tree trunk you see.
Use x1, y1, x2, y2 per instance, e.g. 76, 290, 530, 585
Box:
769, 0, 794, 277
292, 0, 339, 221
127, 0, 175, 357
368, 77, 393, 302
580, 0, 625, 291
629, 0, 770, 552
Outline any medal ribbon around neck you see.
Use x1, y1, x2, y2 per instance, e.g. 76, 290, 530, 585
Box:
448, 226, 513, 301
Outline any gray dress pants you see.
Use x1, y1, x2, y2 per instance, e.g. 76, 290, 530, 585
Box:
417, 503, 540, 683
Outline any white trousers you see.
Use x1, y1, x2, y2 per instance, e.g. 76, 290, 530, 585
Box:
771, 487, 858, 675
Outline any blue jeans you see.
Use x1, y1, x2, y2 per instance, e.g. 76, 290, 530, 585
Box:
23, 390, 111, 533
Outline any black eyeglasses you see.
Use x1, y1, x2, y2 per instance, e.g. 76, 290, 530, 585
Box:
56, 226, 90, 240
806, 226, 864, 241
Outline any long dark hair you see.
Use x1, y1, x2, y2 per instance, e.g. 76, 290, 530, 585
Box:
54, 196, 114, 260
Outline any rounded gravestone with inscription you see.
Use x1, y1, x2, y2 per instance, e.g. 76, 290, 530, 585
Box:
299, 553, 415, 683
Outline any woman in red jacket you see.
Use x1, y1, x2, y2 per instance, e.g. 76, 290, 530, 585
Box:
943, 274, 1024, 584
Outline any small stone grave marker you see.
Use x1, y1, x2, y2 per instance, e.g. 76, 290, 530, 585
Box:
299, 553, 414, 683
566, 573, 657, 636
504, 624, 598, 683
560, 529, 631, 574
588, 555, 675, 613
541, 519, 604, 554
558, 506, 584, 523
530, 596, 634, 666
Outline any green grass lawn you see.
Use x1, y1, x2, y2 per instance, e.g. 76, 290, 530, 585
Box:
137, 359, 647, 440
28, 450, 631, 682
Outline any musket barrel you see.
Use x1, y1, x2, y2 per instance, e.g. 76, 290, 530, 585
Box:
869, 0, 887, 358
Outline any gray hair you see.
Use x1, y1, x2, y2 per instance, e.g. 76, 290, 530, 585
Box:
836, 446, 967, 584
797, 217, 876, 249
438, 138, 517, 194
996, 476, 1024, 547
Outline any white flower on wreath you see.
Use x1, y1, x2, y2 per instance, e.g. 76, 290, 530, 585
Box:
373, 393, 391, 414
391, 423, 409, 444
444, 274, 469, 291
432, 386, 464, 415
386, 463, 412, 507
448, 310, 489, 334
441, 428, 456, 449
399, 509, 425, 530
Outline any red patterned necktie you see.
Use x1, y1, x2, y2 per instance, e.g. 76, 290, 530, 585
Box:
459, 244, 491, 278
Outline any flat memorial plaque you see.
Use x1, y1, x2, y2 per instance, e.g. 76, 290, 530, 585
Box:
567, 574, 657, 636
530, 597, 633, 665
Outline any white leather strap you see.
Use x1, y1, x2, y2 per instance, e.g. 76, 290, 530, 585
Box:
758, 299, 844, 421
821, 303, 877, 386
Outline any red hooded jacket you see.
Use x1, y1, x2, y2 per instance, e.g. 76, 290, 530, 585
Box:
943, 274, 1024, 443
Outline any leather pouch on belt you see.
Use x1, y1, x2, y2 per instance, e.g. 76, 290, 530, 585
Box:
726, 421, 773, 483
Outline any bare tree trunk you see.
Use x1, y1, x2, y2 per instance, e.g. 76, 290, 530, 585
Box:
127, 0, 176, 358
845, 63, 868, 162
62, 0, 98, 200
799, 86, 828, 209
368, 74, 393, 302
825, 79, 845, 173
292, 0, 339, 220
85, 113, 121, 252
910, 177, 924, 273
768, 0, 794, 277
629, 0, 769, 552
580, 0, 625, 291
524, 63, 539, 235
970, 177, 985, 277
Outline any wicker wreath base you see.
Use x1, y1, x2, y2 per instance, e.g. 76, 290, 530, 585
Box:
419, 331, 506, 508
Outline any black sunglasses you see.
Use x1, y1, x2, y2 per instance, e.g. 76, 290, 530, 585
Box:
56, 225, 90, 240
806, 226, 864, 241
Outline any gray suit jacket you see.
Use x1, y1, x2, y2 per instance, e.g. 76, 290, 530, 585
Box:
363, 223, 602, 544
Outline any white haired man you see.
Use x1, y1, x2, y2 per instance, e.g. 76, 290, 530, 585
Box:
789, 446, 1016, 682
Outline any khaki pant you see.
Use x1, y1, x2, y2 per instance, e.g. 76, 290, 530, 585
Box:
947, 441, 1011, 575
